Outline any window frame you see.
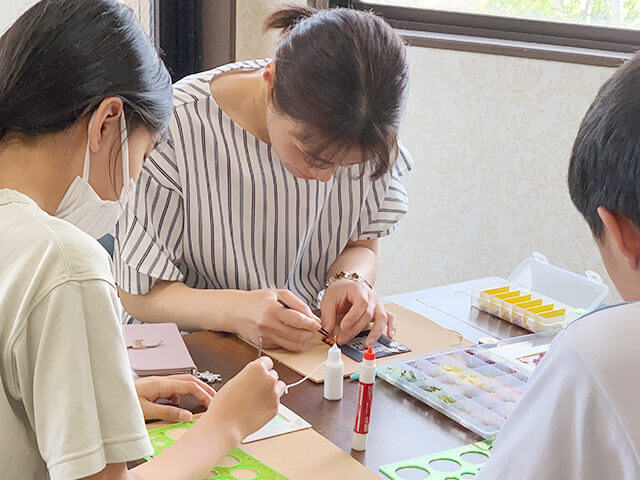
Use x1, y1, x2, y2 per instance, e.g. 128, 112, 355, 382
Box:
326, 0, 640, 67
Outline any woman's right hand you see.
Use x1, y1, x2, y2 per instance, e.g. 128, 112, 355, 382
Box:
234, 289, 321, 352
202, 357, 286, 443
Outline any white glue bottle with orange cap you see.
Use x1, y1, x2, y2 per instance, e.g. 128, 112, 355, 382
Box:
352, 346, 376, 451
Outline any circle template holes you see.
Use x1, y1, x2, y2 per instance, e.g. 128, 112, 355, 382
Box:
231, 468, 259, 479
395, 466, 430, 479
460, 451, 489, 464
461, 473, 476, 479
218, 455, 241, 468
166, 427, 190, 440
429, 459, 461, 472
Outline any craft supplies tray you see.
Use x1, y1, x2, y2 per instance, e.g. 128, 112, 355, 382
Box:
378, 340, 540, 438
480, 330, 556, 373
380, 439, 493, 480
471, 252, 608, 332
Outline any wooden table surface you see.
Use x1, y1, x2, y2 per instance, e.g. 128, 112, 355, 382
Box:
183, 278, 528, 476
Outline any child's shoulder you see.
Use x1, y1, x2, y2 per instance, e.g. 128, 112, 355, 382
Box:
570, 301, 640, 451
568, 301, 640, 347
563, 302, 640, 428
566, 302, 640, 363
0, 191, 113, 283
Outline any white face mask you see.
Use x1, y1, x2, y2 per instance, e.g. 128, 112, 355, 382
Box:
56, 111, 136, 239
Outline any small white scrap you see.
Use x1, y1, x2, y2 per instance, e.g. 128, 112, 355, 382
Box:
197, 370, 222, 384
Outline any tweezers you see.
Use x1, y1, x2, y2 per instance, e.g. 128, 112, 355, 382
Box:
277, 299, 331, 339
319, 326, 332, 338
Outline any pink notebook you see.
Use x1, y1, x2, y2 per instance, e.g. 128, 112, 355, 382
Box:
123, 323, 196, 376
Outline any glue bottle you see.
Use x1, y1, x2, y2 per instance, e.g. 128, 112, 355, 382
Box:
352, 346, 376, 451
323, 343, 344, 400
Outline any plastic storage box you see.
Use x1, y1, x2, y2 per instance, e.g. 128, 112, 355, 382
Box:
471, 252, 608, 332
478, 330, 556, 373
377, 332, 555, 438
378, 347, 529, 438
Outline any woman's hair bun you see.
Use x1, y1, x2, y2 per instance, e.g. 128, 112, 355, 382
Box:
264, 5, 317, 32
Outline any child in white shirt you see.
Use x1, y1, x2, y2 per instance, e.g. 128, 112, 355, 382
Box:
478, 51, 640, 479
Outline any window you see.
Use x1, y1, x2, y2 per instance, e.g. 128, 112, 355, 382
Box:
329, 1, 640, 66
360, 0, 640, 29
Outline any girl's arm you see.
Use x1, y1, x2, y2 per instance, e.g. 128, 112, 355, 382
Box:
321, 239, 396, 346
119, 282, 320, 352
83, 357, 285, 480
130, 406, 241, 480
83, 413, 240, 480
85, 416, 238, 480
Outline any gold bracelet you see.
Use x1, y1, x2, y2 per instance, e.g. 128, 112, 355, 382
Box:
325, 271, 373, 290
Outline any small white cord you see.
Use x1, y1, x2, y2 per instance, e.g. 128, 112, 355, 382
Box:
285, 360, 327, 394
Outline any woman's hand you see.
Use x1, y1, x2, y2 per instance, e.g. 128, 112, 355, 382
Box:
134, 374, 216, 422
321, 279, 396, 347
234, 289, 321, 352
203, 357, 286, 443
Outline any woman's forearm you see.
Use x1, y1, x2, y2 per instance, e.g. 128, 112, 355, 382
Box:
118, 281, 244, 332
326, 239, 379, 284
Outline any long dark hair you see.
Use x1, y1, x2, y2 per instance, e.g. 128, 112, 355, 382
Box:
0, 0, 172, 143
265, 6, 409, 179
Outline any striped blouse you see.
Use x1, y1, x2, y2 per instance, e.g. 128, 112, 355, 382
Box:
114, 60, 413, 318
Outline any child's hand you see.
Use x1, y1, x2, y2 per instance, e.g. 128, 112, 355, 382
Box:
134, 374, 216, 422
203, 357, 286, 442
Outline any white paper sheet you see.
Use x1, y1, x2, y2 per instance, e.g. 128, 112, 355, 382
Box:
242, 403, 311, 443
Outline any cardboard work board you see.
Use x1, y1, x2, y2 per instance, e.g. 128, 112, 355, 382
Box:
242, 428, 378, 479
263, 302, 469, 383
146, 416, 379, 480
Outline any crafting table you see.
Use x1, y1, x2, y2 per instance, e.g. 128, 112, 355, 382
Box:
180, 277, 527, 477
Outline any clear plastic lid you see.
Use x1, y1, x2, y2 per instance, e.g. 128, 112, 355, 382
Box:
507, 252, 609, 313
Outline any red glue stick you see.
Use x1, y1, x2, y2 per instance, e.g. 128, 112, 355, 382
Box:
352, 346, 376, 451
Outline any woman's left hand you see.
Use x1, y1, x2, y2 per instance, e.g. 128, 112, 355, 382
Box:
134, 374, 217, 422
320, 279, 396, 347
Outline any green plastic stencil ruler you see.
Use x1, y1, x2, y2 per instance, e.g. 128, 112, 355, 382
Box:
146, 421, 290, 480
379, 439, 493, 480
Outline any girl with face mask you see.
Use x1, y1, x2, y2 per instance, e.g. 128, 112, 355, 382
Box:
0, 1, 284, 479
116, 6, 412, 352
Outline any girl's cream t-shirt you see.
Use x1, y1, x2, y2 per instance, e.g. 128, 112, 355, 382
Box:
0, 189, 152, 480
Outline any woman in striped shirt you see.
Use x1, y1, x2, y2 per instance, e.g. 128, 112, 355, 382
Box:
115, 6, 413, 352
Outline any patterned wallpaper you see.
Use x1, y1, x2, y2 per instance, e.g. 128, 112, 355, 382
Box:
122, 0, 154, 38
236, 1, 619, 302
236, 0, 306, 61
385, 48, 617, 301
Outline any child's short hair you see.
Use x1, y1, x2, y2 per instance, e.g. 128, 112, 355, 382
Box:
568, 52, 640, 239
